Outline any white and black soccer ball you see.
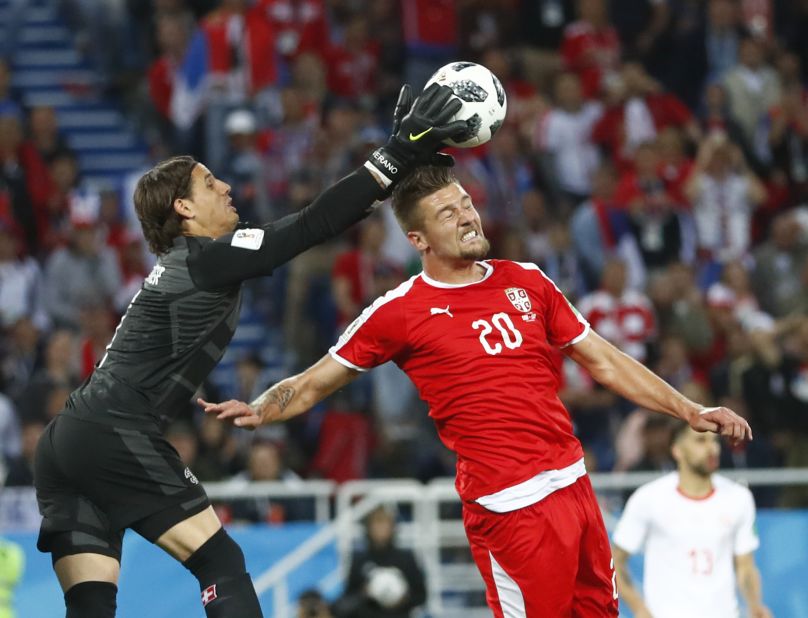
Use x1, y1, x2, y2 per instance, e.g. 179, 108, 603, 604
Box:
366, 566, 409, 608
424, 61, 507, 148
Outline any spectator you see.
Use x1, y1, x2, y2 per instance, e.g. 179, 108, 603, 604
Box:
0, 59, 21, 118
0, 393, 21, 466
0, 317, 42, 402
656, 127, 694, 207
630, 413, 677, 472
577, 257, 656, 361
767, 83, 808, 206
76, 303, 115, 381
703, 0, 747, 84
221, 108, 271, 222
331, 214, 396, 330
259, 0, 329, 62
0, 112, 36, 255
536, 71, 603, 205
323, 13, 380, 105
647, 262, 713, 356
571, 162, 646, 290
616, 141, 685, 270
26, 106, 68, 163
594, 62, 699, 170
147, 10, 206, 155
296, 588, 333, 618
751, 212, 808, 318
333, 506, 427, 618
561, 0, 621, 99
225, 440, 309, 523
0, 222, 49, 332
2, 419, 45, 487
698, 82, 751, 156
194, 412, 245, 482
202, 0, 278, 103
684, 132, 767, 278
15, 329, 78, 424
722, 36, 781, 158
43, 218, 123, 330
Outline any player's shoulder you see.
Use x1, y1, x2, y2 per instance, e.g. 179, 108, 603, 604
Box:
500, 260, 553, 282
633, 472, 679, 501
713, 474, 755, 502
362, 274, 421, 316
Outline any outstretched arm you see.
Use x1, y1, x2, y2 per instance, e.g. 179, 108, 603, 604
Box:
565, 331, 752, 442
198, 354, 360, 428
735, 553, 771, 618
613, 546, 653, 618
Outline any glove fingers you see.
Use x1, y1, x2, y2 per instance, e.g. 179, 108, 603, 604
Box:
422, 85, 453, 118
433, 119, 472, 141
413, 82, 440, 114
392, 84, 413, 135
432, 97, 462, 126
430, 152, 455, 167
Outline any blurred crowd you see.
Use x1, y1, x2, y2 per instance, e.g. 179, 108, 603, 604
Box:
3, 0, 808, 520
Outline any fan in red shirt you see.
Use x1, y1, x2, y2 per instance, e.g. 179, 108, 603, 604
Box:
561, 0, 621, 99
201, 167, 752, 617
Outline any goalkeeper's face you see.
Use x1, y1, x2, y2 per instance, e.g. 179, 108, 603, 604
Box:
180, 164, 239, 238
411, 182, 490, 262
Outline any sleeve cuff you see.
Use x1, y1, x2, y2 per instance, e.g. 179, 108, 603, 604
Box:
560, 322, 591, 348
328, 349, 370, 372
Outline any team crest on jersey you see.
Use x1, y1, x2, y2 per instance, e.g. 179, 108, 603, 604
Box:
505, 287, 531, 313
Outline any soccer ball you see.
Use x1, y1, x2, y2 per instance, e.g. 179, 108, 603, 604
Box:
366, 566, 409, 608
424, 61, 507, 148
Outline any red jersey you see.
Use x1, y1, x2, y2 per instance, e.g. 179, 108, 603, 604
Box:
329, 260, 588, 501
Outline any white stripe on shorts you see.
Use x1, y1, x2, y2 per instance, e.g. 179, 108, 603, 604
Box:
490, 551, 526, 617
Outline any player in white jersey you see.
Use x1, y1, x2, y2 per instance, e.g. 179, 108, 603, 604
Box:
612, 424, 771, 618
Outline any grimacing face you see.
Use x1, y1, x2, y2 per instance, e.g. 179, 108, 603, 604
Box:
410, 182, 490, 262
178, 164, 238, 238
673, 428, 721, 477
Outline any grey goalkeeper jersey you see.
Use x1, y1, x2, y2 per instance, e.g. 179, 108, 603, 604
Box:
66, 235, 242, 430
64, 168, 383, 430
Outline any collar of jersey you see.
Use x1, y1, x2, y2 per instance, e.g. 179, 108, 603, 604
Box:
419, 261, 493, 289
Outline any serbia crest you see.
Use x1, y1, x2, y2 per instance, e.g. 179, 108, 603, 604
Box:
505, 287, 531, 313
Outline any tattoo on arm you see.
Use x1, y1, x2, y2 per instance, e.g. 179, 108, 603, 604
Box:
269, 384, 295, 411
256, 383, 296, 418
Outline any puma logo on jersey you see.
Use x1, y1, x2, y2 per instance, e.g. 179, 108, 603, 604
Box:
430, 306, 453, 318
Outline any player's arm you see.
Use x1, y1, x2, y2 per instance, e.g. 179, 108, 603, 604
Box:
734, 553, 771, 618
565, 331, 752, 442
198, 354, 360, 428
188, 83, 469, 291
612, 545, 654, 618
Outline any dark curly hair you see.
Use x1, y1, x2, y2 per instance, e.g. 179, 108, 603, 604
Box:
134, 155, 197, 255
391, 166, 457, 232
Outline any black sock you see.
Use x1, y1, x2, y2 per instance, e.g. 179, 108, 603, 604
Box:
198, 572, 263, 618
183, 529, 263, 617
64, 581, 117, 618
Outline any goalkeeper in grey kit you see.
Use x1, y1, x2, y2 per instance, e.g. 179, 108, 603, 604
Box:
32, 83, 468, 618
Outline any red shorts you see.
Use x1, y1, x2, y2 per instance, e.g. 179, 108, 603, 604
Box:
463, 475, 619, 617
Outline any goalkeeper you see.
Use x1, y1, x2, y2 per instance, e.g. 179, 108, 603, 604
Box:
33, 83, 468, 618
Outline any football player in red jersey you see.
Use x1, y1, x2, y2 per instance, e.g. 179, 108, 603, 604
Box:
200, 166, 752, 618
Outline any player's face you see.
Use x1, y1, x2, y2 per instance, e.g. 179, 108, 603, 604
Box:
179, 164, 238, 238
674, 429, 721, 476
409, 182, 490, 262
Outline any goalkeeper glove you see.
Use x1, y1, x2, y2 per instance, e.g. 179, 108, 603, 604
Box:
365, 83, 469, 190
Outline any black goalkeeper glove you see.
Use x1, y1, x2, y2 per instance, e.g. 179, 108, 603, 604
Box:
365, 82, 470, 191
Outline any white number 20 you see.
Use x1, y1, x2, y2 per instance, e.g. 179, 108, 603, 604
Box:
472, 312, 523, 356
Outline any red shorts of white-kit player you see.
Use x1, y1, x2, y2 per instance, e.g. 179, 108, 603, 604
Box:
464, 474, 619, 618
